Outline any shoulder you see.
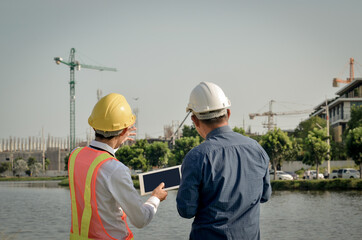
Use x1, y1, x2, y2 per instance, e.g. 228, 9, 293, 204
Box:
99, 158, 131, 178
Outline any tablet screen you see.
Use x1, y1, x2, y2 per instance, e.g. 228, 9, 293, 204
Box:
138, 165, 181, 195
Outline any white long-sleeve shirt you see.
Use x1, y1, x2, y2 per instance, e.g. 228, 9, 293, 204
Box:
89, 140, 160, 239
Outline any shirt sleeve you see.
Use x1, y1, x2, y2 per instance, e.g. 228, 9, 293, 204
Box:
259, 147, 272, 203
107, 164, 160, 229
176, 150, 202, 219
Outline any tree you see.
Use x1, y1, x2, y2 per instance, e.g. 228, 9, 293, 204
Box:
133, 139, 149, 149
330, 141, 347, 160
303, 128, 329, 179
128, 152, 148, 172
182, 125, 199, 138
116, 145, 149, 171
145, 142, 171, 167
13, 159, 28, 176
45, 158, 50, 170
232, 127, 246, 135
346, 105, 362, 130
64, 153, 70, 171
345, 127, 362, 179
27, 157, 37, 176
260, 128, 293, 179
29, 163, 43, 176
294, 116, 327, 139
0, 162, 11, 174
172, 136, 201, 165
285, 136, 304, 161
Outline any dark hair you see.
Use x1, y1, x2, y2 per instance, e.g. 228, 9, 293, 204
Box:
95, 132, 116, 140
200, 114, 228, 126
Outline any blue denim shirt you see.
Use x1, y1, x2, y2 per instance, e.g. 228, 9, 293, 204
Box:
176, 126, 271, 240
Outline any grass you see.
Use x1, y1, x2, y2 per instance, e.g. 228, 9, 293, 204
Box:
271, 178, 362, 191
0, 176, 67, 182
58, 177, 140, 188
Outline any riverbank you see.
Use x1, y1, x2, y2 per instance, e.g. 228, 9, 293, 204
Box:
0, 176, 67, 182
271, 179, 362, 190
2, 176, 361, 191
57, 177, 140, 188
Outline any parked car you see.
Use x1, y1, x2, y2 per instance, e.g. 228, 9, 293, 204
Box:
303, 170, 324, 179
285, 171, 298, 180
310, 170, 324, 179
269, 170, 294, 180
329, 169, 339, 179
337, 168, 360, 179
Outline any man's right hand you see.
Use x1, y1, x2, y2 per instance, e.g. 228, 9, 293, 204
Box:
151, 182, 168, 201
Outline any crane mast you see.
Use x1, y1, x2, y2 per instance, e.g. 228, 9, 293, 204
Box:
54, 48, 117, 151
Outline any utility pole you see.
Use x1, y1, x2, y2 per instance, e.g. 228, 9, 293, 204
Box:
133, 97, 139, 140
325, 98, 331, 174
42, 127, 45, 172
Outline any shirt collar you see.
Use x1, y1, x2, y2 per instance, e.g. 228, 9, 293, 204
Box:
206, 125, 232, 140
89, 140, 116, 157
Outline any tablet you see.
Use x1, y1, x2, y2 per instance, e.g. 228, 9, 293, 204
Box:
138, 165, 182, 196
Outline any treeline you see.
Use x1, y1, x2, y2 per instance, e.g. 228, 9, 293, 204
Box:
114, 106, 361, 177
0, 157, 50, 176
259, 105, 361, 178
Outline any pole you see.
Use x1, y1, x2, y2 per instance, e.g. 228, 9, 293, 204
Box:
325, 98, 330, 174
42, 127, 45, 172
171, 111, 191, 146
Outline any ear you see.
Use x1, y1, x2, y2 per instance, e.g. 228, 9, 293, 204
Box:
227, 109, 231, 119
191, 115, 200, 127
120, 128, 128, 136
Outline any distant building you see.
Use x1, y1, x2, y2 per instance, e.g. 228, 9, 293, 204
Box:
311, 78, 362, 142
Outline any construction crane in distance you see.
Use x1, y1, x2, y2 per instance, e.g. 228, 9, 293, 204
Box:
54, 48, 117, 151
249, 100, 313, 131
333, 58, 355, 87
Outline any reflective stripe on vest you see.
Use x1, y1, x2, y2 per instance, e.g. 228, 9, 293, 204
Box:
68, 147, 134, 240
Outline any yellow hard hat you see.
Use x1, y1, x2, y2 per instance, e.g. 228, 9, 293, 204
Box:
88, 93, 136, 132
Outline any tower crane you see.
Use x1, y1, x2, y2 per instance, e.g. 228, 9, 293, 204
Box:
54, 48, 117, 151
333, 58, 355, 87
249, 100, 312, 131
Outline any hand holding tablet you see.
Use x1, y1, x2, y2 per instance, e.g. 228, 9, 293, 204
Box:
151, 182, 168, 201
138, 165, 182, 196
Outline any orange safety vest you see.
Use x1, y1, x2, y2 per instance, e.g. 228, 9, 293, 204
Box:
68, 147, 134, 240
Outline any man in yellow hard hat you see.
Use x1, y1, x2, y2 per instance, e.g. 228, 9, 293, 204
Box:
68, 93, 168, 240
176, 82, 271, 240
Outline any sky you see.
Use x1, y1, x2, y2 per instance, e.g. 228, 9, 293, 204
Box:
1, 0, 362, 141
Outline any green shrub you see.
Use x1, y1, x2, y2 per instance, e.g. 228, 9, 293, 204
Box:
271, 179, 362, 191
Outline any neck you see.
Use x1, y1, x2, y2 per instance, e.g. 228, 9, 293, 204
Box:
95, 137, 119, 149
202, 122, 228, 138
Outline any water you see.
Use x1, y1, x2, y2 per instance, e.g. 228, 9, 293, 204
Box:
0, 181, 362, 240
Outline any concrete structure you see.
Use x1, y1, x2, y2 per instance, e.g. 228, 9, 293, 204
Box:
281, 160, 356, 172
311, 79, 362, 142
0, 135, 87, 176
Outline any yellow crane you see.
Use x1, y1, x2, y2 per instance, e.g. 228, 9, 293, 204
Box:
333, 58, 355, 87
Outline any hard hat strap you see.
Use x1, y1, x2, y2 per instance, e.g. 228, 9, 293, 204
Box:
194, 108, 227, 120
95, 129, 123, 138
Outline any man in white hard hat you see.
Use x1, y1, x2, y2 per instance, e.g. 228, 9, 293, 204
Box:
68, 93, 168, 240
176, 82, 271, 240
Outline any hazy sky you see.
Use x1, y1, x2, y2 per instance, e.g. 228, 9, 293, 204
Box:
1, 0, 362, 141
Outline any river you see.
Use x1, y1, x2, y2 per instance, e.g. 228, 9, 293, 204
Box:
0, 181, 361, 240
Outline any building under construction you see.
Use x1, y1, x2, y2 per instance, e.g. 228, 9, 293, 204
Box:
0, 135, 86, 176
311, 78, 362, 142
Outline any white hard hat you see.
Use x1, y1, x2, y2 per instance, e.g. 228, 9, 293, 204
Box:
186, 82, 231, 119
